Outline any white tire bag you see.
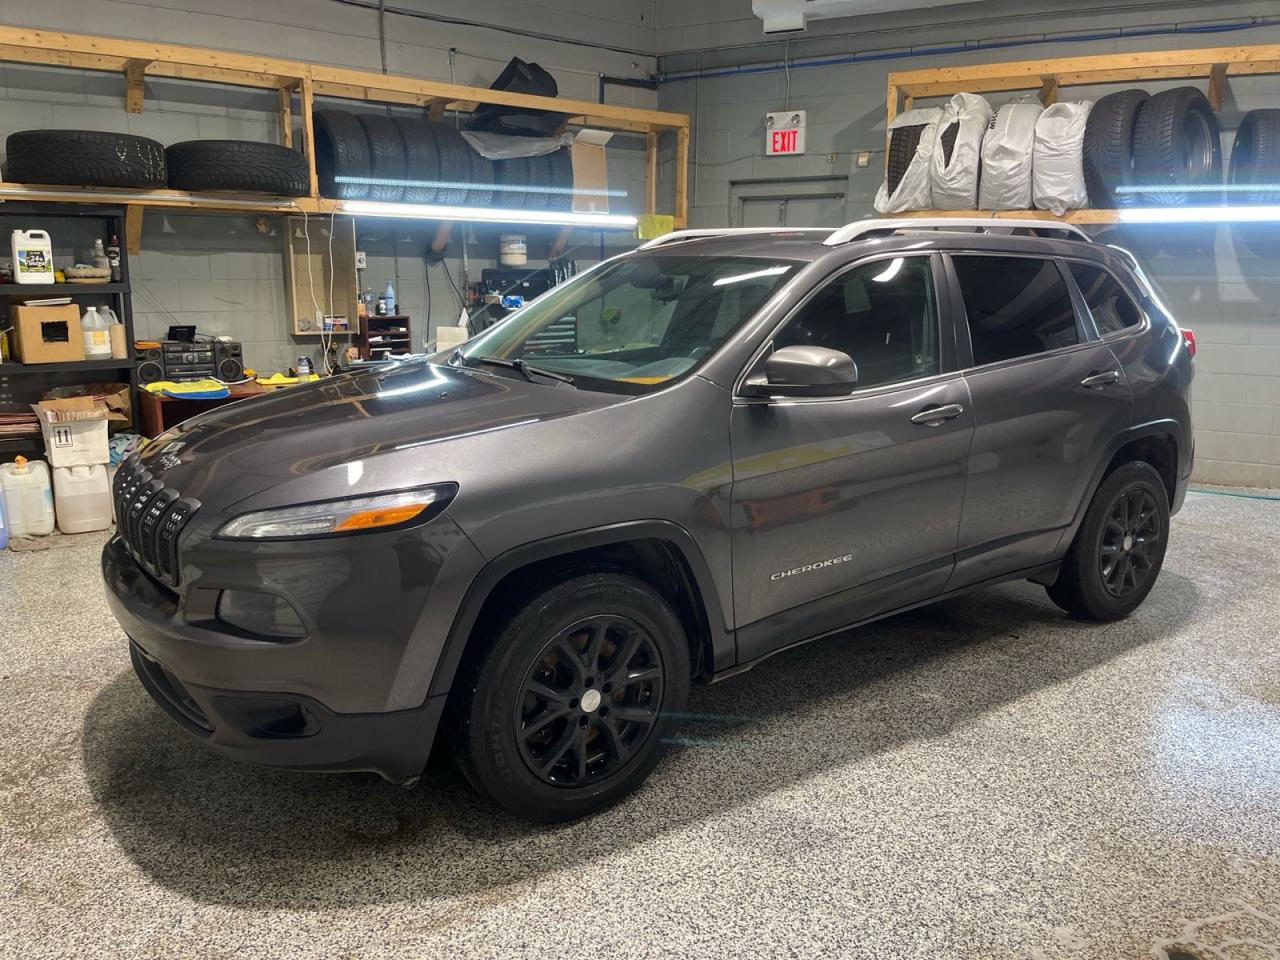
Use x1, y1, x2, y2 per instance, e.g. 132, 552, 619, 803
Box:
979, 101, 1043, 210
1033, 101, 1094, 216
930, 93, 994, 210
874, 107, 944, 214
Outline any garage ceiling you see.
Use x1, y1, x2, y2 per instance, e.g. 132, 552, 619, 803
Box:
752, 0, 994, 34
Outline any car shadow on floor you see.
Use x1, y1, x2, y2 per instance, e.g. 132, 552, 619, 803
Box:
81, 574, 1199, 909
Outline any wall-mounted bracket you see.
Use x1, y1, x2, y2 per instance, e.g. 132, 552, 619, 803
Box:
1208, 62, 1229, 111
1039, 75, 1059, 107
124, 59, 150, 113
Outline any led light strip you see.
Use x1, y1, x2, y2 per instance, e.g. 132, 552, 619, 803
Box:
1115, 205, 1280, 224
340, 199, 638, 228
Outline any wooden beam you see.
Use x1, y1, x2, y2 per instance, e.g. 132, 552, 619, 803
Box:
549, 225, 571, 260
124, 59, 149, 113
299, 77, 318, 199
278, 84, 294, 148
1039, 75, 1059, 107
124, 204, 143, 256
674, 127, 690, 229
0, 25, 690, 133
430, 222, 452, 256
426, 99, 446, 122
1208, 62, 1229, 111
645, 132, 658, 216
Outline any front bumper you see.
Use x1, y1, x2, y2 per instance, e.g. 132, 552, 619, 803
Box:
103, 513, 484, 780
129, 641, 444, 782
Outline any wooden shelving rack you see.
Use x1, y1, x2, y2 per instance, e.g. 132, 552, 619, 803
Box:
0, 26, 691, 250
884, 43, 1280, 225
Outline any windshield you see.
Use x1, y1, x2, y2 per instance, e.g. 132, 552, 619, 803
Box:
457, 254, 801, 393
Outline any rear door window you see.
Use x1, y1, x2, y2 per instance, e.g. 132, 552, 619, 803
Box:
952, 255, 1081, 366
1067, 262, 1144, 335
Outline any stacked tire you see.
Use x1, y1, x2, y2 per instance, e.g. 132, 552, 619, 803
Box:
313, 109, 573, 209
1228, 109, 1280, 256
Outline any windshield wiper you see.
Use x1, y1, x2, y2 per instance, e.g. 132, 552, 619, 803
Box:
460, 354, 575, 385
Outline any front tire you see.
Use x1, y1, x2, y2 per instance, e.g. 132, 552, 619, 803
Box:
1047, 461, 1170, 621
452, 573, 690, 822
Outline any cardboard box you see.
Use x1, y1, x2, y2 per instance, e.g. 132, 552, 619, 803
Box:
32, 397, 110, 467
11, 304, 84, 364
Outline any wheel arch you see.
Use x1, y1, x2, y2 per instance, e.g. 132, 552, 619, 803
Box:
1071, 419, 1184, 538
428, 521, 734, 699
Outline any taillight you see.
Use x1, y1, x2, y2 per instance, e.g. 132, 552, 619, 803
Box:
1182, 328, 1196, 358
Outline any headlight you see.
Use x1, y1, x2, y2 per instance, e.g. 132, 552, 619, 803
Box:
216, 484, 456, 540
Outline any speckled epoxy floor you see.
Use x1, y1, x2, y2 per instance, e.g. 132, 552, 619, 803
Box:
2, 491, 1278, 960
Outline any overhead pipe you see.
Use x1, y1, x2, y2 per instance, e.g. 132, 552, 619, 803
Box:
753, 0, 985, 35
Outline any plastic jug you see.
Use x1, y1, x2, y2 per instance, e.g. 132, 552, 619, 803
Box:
0, 457, 55, 538
53, 464, 112, 534
81, 306, 112, 358
11, 229, 55, 284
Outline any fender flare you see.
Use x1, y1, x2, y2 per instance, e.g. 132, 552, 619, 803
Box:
427, 520, 734, 698
1066, 418, 1186, 540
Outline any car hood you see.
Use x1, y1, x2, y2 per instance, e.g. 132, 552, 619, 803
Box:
135, 360, 622, 513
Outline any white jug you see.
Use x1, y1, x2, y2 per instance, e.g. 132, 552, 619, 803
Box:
0, 457, 55, 537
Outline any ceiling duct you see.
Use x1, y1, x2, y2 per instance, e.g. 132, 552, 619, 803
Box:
753, 0, 989, 35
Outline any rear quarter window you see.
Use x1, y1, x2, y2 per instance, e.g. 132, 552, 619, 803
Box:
1068, 262, 1144, 335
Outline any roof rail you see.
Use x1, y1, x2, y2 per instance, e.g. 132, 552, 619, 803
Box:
638, 227, 830, 250
823, 217, 1093, 246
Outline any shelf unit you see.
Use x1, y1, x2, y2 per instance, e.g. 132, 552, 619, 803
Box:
0, 204, 138, 455
884, 42, 1280, 224
0, 25, 692, 250
358, 315, 413, 361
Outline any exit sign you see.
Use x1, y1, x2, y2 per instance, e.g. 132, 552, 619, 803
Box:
765, 111, 807, 157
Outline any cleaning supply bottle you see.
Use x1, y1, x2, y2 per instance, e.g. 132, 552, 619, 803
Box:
384, 281, 396, 315
106, 234, 122, 282
0, 456, 55, 538
11, 229, 54, 284
81, 306, 111, 358
92, 238, 110, 272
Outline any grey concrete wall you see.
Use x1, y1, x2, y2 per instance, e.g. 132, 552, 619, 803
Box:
0, 0, 656, 372
657, 0, 1280, 488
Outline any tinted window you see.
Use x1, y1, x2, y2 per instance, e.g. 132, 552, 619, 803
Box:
953, 256, 1080, 366
1069, 262, 1143, 335
771, 256, 939, 389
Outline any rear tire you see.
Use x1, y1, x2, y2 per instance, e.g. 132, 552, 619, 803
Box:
452, 573, 690, 822
1046, 461, 1170, 621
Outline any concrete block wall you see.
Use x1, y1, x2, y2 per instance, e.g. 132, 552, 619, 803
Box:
0, 0, 657, 372
657, 0, 1280, 488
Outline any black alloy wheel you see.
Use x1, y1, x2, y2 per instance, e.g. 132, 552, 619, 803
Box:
1098, 487, 1161, 599
1045, 461, 1170, 621
515, 615, 664, 787
451, 572, 690, 822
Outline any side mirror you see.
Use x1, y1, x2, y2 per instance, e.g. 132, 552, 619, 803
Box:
743, 345, 858, 398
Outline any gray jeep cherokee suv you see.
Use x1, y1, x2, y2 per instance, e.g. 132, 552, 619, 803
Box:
103, 219, 1195, 821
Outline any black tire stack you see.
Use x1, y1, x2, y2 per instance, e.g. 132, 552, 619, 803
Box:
1228, 108, 1280, 256
5, 130, 168, 188
312, 109, 573, 210
886, 124, 928, 197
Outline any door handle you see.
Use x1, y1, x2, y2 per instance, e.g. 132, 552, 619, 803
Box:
910, 403, 965, 426
1080, 370, 1122, 389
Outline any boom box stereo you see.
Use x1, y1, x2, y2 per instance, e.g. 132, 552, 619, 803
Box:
136, 340, 243, 383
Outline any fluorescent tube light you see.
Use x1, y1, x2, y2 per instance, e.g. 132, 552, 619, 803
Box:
340, 200, 638, 229
1115, 205, 1280, 224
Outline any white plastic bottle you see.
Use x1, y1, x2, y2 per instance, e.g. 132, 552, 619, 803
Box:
53, 464, 112, 533
0, 456, 55, 538
81, 306, 112, 358
11, 229, 54, 284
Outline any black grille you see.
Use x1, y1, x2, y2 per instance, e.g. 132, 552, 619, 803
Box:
113, 460, 200, 587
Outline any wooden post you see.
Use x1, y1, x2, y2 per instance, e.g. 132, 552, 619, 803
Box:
427, 100, 447, 121
1208, 62, 1229, 111
550, 225, 571, 259
1039, 75, 1059, 107
645, 132, 658, 215
124, 204, 143, 256
674, 126, 690, 229
278, 84, 294, 148
430, 222, 452, 256
299, 76, 319, 198
124, 59, 149, 113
